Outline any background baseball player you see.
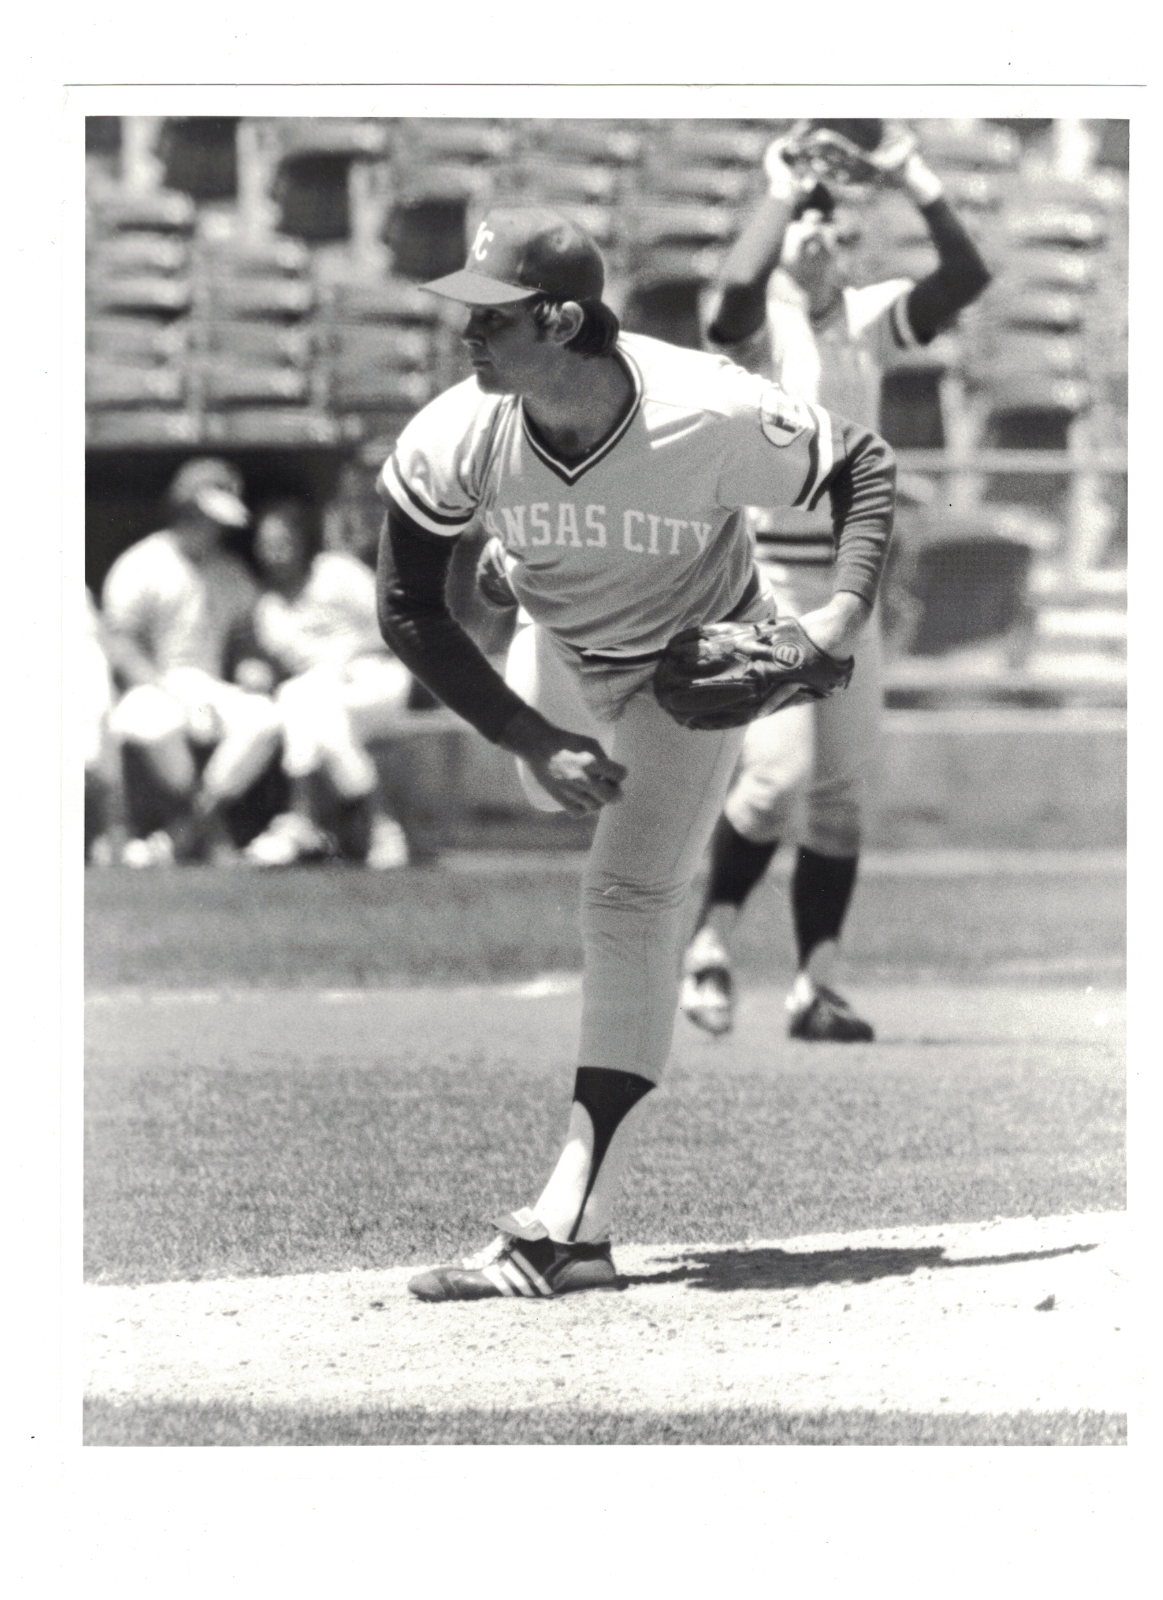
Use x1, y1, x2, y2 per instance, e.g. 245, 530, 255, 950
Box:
681, 120, 992, 1042
376, 207, 896, 1302
233, 497, 414, 869
102, 457, 283, 865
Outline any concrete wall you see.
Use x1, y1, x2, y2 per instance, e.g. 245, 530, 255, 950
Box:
387, 706, 1126, 853
870, 709, 1126, 849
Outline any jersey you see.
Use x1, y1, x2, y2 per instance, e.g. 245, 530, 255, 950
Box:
101, 530, 258, 677
724, 272, 917, 568
251, 551, 385, 675
381, 332, 853, 660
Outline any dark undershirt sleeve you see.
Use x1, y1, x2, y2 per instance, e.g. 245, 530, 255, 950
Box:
376, 504, 528, 744
904, 197, 992, 345
815, 417, 897, 606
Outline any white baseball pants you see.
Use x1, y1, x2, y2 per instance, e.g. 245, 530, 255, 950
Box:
725, 565, 883, 857
505, 590, 775, 1083
274, 655, 413, 799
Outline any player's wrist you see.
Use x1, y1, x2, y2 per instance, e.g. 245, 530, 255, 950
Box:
496, 702, 558, 760
902, 153, 944, 208
763, 141, 798, 203
800, 593, 869, 655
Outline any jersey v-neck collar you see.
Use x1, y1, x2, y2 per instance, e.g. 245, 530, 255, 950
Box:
518, 346, 643, 486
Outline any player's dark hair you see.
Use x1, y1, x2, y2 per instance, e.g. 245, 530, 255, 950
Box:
531, 296, 621, 356
792, 182, 836, 222
255, 496, 322, 565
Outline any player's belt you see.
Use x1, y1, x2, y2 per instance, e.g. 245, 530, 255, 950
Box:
578, 570, 760, 666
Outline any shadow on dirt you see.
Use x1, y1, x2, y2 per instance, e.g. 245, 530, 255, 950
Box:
621, 1241, 1098, 1293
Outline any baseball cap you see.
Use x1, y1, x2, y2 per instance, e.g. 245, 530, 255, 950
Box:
421, 207, 605, 306
167, 457, 249, 528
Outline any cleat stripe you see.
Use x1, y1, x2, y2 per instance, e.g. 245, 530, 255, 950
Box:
511, 1249, 555, 1297
500, 1259, 537, 1297
481, 1264, 516, 1296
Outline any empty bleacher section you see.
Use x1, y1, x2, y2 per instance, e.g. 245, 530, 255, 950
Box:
87, 116, 1127, 715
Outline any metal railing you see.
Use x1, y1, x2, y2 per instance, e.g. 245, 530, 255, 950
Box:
895, 449, 1128, 590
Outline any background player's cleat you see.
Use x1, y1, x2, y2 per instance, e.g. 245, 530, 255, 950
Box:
408, 1220, 621, 1302
121, 829, 176, 868
680, 964, 735, 1036
365, 815, 410, 870
787, 985, 875, 1042
244, 812, 335, 867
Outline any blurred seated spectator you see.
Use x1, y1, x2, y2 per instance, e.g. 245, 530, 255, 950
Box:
102, 458, 283, 865
234, 498, 414, 868
84, 588, 120, 862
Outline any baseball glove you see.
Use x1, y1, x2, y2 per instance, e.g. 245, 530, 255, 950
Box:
652, 616, 854, 731
781, 119, 917, 189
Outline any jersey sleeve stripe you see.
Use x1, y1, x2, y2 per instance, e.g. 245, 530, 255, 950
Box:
383, 456, 474, 537
792, 402, 834, 508
890, 291, 919, 350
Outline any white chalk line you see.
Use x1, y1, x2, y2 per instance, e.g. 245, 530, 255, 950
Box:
438, 848, 1125, 878
84, 965, 1125, 1009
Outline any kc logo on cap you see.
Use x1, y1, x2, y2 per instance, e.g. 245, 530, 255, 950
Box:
421, 207, 606, 307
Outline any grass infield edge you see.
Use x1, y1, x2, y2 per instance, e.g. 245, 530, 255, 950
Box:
82, 1398, 1128, 1448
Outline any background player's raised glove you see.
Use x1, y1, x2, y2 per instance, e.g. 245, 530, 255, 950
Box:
652, 615, 854, 731
781, 119, 918, 190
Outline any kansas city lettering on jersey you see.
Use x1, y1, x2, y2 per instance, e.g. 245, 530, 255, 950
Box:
483, 504, 712, 557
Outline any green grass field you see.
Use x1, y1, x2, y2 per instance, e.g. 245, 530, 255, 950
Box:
84, 856, 1126, 1446
85, 854, 1126, 988
82, 1397, 1125, 1447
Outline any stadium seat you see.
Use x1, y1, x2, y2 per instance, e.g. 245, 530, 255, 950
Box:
86, 361, 185, 407
189, 321, 314, 365
978, 289, 1086, 335
903, 532, 1035, 655
158, 117, 240, 201
620, 278, 706, 351
981, 372, 1092, 429
1005, 205, 1109, 251
880, 368, 947, 450
194, 276, 315, 320
657, 123, 771, 169
916, 120, 1021, 171
1087, 119, 1129, 170
266, 117, 391, 161
327, 324, 433, 369
87, 317, 188, 363
522, 121, 643, 165
193, 237, 311, 276
327, 367, 435, 413
273, 152, 355, 241
195, 361, 312, 406
88, 275, 193, 315
622, 203, 738, 272
89, 189, 197, 233
509, 158, 620, 205
637, 157, 756, 206
383, 195, 470, 280
1001, 249, 1100, 293
88, 235, 190, 276
401, 120, 516, 165
963, 333, 1086, 383
86, 116, 122, 157
322, 279, 440, 324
